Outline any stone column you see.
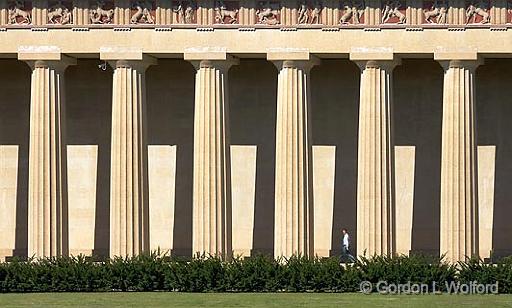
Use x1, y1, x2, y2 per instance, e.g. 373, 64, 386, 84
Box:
24, 56, 76, 258
270, 55, 319, 258
354, 59, 399, 257
186, 54, 238, 258
438, 59, 480, 262
109, 56, 156, 257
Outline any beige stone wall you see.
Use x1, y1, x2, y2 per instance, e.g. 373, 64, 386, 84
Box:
0, 57, 511, 260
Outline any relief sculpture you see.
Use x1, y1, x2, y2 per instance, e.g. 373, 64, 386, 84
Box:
257, 1, 280, 25
48, 0, 72, 25
381, 0, 406, 24
8, 0, 32, 25
131, 0, 155, 24
297, 1, 321, 25
339, 0, 364, 24
424, 0, 447, 24
466, 0, 490, 24
172, 1, 196, 24
214, 0, 238, 24
90, 0, 114, 24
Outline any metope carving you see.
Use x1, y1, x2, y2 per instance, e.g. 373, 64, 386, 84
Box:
465, 0, 490, 24
8, 0, 32, 25
508, 0, 512, 23
214, 0, 239, 24
130, 0, 155, 24
257, 0, 280, 25
297, 0, 322, 25
172, 0, 196, 24
48, 0, 73, 25
423, 0, 447, 24
339, 0, 364, 24
381, 0, 406, 24
90, 0, 114, 24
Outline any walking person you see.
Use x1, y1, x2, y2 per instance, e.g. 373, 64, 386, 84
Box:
341, 228, 356, 263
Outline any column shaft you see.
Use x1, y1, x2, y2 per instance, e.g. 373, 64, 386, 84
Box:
110, 59, 153, 257
192, 59, 234, 258
274, 60, 316, 258
27, 59, 72, 257
440, 60, 479, 262
356, 60, 396, 257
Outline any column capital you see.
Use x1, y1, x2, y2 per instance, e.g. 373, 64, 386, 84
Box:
266, 49, 320, 72
22, 55, 77, 72
184, 48, 239, 71
107, 55, 158, 71
437, 59, 483, 72
353, 59, 401, 72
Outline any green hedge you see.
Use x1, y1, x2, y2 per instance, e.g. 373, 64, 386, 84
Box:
0, 253, 510, 293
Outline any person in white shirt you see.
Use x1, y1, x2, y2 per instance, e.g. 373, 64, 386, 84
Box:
341, 228, 356, 263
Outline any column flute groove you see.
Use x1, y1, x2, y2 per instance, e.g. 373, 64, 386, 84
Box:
272, 58, 319, 258
355, 59, 398, 257
25, 57, 76, 258
109, 57, 155, 257
439, 59, 480, 262
189, 57, 238, 258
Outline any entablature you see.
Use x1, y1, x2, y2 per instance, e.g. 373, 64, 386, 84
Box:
2, 0, 512, 27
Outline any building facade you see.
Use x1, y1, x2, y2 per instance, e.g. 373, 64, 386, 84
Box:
0, 0, 511, 263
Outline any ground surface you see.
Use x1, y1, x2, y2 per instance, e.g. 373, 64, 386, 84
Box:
0, 293, 510, 307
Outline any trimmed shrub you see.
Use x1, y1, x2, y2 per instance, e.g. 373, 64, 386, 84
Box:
0, 253, 509, 293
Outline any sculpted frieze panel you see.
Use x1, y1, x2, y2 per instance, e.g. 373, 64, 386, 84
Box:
48, 0, 73, 25
214, 0, 239, 24
90, 0, 114, 24
339, 0, 364, 25
297, 0, 322, 25
130, 0, 156, 24
465, 0, 490, 24
256, 0, 280, 25
423, 0, 447, 24
171, 0, 196, 24
508, 0, 512, 24
381, 0, 406, 24
8, 0, 32, 25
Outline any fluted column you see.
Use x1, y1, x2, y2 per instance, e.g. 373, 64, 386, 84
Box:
190, 57, 238, 258
439, 60, 480, 262
26, 57, 76, 258
355, 59, 399, 257
109, 57, 156, 257
273, 58, 319, 258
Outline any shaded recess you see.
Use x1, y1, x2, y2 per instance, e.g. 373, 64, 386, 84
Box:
66, 59, 113, 258
476, 59, 512, 259
229, 59, 277, 257
146, 59, 195, 257
311, 60, 360, 257
0, 60, 31, 258
394, 59, 443, 257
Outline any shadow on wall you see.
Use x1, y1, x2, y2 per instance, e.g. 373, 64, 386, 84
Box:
66, 59, 113, 258
394, 59, 443, 256
477, 59, 512, 259
229, 59, 277, 257
146, 60, 195, 257
0, 60, 31, 257
311, 60, 360, 257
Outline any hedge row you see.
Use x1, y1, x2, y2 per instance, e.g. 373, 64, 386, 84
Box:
0, 253, 511, 293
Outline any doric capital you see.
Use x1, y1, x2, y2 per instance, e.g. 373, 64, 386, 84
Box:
23, 55, 77, 72
437, 59, 483, 72
189, 56, 240, 72
353, 59, 401, 72
107, 55, 158, 72
184, 48, 239, 71
349, 47, 399, 72
267, 48, 320, 72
